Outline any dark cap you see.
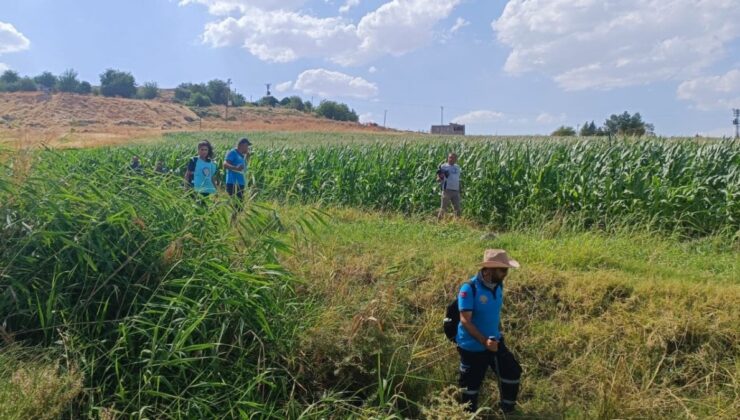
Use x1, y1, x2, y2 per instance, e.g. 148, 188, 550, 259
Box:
238, 137, 251, 146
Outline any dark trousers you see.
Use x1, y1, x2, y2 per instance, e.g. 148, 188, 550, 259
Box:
458, 338, 522, 412
226, 184, 245, 211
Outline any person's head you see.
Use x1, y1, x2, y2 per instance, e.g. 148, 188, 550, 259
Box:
131, 155, 140, 163
479, 249, 519, 284
197, 140, 213, 160
237, 137, 251, 154
155, 160, 163, 169
447, 153, 458, 165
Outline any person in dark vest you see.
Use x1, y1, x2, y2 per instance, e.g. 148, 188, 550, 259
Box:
456, 249, 522, 413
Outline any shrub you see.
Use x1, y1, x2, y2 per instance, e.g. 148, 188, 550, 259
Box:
56, 69, 80, 93
100, 69, 136, 98
76, 81, 92, 95
188, 92, 211, 107
137, 82, 159, 100
33, 72, 57, 90
552, 126, 576, 136
316, 100, 358, 122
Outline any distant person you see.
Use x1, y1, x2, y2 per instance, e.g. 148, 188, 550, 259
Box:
456, 249, 522, 414
129, 155, 142, 174
437, 152, 461, 220
223, 137, 251, 207
184, 140, 217, 197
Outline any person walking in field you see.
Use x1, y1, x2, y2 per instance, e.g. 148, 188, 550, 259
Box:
184, 140, 217, 198
223, 137, 251, 209
456, 249, 522, 414
437, 152, 462, 220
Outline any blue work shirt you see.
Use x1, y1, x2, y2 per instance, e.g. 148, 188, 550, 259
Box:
224, 148, 246, 186
189, 157, 217, 194
456, 273, 503, 352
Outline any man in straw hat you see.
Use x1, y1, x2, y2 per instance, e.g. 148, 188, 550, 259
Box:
456, 249, 522, 413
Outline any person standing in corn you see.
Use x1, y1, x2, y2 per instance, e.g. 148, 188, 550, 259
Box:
457, 249, 522, 414
223, 137, 251, 210
437, 152, 462, 220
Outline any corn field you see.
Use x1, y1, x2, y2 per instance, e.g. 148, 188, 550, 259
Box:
48, 134, 740, 237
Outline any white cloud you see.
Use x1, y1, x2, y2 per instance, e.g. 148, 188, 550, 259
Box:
535, 112, 566, 124
178, 0, 306, 15
493, 0, 740, 91
340, 0, 360, 14
0, 62, 8, 72
275, 80, 294, 93
450, 17, 469, 33
0, 21, 31, 54
294, 68, 378, 99
368, 66, 377, 73
190, 0, 462, 65
677, 69, 740, 110
452, 110, 505, 124
359, 112, 375, 123
202, 12, 359, 63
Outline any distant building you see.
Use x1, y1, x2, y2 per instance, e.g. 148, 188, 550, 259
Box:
431, 123, 465, 135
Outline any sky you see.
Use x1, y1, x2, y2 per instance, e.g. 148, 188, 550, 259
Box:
1, 0, 739, 136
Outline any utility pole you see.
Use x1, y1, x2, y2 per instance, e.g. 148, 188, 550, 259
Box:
383, 110, 388, 128
440, 106, 444, 125
733, 108, 739, 139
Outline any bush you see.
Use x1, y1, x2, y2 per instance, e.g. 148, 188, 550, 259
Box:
100, 69, 136, 98
231, 92, 246, 107
33, 72, 57, 90
174, 83, 192, 102
56, 69, 80, 93
0, 70, 20, 84
258, 95, 279, 107
137, 82, 159, 100
17, 77, 37, 92
77, 81, 92, 95
188, 92, 211, 107
552, 125, 576, 136
207, 79, 229, 105
315, 100, 359, 122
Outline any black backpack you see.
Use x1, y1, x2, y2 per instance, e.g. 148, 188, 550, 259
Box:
443, 281, 476, 343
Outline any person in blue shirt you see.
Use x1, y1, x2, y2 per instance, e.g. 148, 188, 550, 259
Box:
223, 137, 251, 209
457, 249, 522, 414
184, 140, 218, 197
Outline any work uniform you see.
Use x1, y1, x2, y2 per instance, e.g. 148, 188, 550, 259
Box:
224, 147, 247, 200
456, 273, 522, 412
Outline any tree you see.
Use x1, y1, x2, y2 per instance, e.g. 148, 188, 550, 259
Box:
34, 72, 57, 90
77, 81, 92, 95
282, 96, 305, 111
0, 70, 20, 84
174, 83, 192, 102
137, 82, 159, 100
17, 77, 37, 91
551, 125, 576, 136
57, 69, 80, 93
188, 92, 211, 107
231, 92, 246, 107
315, 100, 359, 122
258, 95, 279, 107
579, 121, 599, 136
603, 111, 654, 137
100, 69, 136, 98
207, 79, 230, 105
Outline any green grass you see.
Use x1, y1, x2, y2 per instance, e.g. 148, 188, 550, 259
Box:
278, 205, 739, 418
1, 134, 738, 418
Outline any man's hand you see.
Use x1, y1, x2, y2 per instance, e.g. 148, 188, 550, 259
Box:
485, 338, 499, 352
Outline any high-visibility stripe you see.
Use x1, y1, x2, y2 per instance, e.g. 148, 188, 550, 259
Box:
463, 389, 479, 395
499, 378, 520, 384
501, 399, 516, 405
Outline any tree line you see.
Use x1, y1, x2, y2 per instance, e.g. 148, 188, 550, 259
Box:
0, 68, 360, 122
552, 112, 655, 137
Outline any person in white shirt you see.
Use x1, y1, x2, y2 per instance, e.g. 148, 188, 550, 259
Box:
437, 152, 462, 220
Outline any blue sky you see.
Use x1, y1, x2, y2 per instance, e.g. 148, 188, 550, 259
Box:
1, 0, 739, 136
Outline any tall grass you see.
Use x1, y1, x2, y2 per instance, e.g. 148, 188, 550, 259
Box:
0, 149, 324, 417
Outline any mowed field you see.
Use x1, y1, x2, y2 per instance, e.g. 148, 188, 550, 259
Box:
0, 131, 738, 419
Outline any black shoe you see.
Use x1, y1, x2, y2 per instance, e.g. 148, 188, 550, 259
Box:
500, 403, 516, 414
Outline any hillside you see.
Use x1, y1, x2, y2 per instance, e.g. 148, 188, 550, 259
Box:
0, 92, 389, 147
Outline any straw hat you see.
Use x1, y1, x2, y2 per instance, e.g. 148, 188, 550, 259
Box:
479, 249, 520, 268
